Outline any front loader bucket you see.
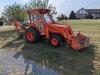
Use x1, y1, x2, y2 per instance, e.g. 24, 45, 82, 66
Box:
71, 38, 83, 50
71, 32, 90, 50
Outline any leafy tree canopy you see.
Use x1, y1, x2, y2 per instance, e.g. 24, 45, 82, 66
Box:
2, 0, 57, 22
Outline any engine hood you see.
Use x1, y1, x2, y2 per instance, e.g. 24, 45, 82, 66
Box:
47, 23, 67, 29
45, 23, 71, 33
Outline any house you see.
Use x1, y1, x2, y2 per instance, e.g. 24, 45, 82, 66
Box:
75, 8, 100, 19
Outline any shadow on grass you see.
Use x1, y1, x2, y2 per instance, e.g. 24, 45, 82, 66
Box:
2, 37, 24, 51
2, 37, 96, 75
21, 40, 96, 75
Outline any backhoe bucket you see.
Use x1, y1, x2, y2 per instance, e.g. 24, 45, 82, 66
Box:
71, 32, 90, 50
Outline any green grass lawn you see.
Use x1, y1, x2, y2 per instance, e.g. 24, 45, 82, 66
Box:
0, 19, 100, 75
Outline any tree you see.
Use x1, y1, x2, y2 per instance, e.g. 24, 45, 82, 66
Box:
0, 16, 7, 22
2, 3, 27, 22
0, 16, 6, 26
0, 21, 4, 26
57, 14, 67, 20
26, 0, 57, 16
48, 4, 57, 16
2, 0, 57, 22
69, 11, 76, 19
27, 0, 49, 8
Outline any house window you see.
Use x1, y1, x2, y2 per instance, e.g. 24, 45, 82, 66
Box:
97, 14, 100, 17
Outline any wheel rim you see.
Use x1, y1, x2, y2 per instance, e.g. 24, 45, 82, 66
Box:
51, 38, 58, 46
26, 32, 34, 41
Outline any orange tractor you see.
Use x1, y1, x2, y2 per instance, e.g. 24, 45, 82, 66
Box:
13, 8, 90, 50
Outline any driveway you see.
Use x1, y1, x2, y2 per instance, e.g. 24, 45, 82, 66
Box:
0, 49, 60, 75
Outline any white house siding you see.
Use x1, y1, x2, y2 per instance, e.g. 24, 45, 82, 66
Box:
92, 14, 100, 19
96, 14, 100, 18
76, 8, 89, 19
92, 14, 96, 18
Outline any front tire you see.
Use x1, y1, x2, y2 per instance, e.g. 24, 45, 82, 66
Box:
50, 34, 62, 46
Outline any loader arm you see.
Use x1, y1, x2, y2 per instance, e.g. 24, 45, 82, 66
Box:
58, 26, 83, 50
61, 27, 83, 50
46, 24, 86, 50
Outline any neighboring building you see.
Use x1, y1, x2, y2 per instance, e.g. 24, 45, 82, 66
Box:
76, 8, 100, 19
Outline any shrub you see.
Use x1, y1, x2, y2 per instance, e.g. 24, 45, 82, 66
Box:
0, 20, 4, 26
57, 14, 67, 20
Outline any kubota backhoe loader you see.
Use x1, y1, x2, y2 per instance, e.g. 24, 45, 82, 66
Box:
13, 8, 90, 50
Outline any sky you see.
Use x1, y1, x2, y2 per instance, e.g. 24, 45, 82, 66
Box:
0, 0, 100, 17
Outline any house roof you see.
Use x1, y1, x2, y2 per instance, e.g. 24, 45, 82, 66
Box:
85, 9, 100, 14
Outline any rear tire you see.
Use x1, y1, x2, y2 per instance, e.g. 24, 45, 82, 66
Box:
25, 28, 40, 43
50, 34, 62, 47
